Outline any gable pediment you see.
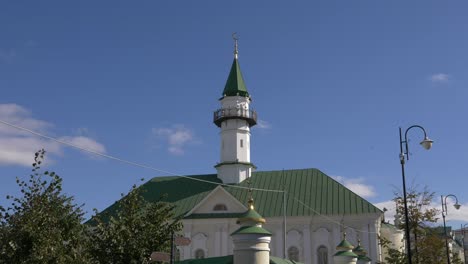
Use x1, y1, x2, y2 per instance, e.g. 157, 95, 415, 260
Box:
186, 186, 247, 216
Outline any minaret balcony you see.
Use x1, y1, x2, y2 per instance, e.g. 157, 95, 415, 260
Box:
213, 108, 257, 127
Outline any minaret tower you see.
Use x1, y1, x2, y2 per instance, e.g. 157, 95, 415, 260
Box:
213, 34, 257, 184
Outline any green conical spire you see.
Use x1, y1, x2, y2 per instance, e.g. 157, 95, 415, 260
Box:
222, 35, 250, 98
354, 240, 372, 262
236, 198, 265, 224
334, 232, 358, 258
222, 58, 249, 97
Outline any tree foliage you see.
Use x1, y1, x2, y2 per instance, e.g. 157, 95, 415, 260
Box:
88, 182, 182, 264
0, 149, 182, 264
0, 149, 90, 264
380, 185, 463, 264
394, 186, 439, 239
416, 229, 446, 264
379, 236, 407, 264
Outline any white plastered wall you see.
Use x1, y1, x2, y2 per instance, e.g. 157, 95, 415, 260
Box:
180, 214, 382, 264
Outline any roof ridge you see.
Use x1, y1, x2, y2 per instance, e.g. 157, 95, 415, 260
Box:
252, 168, 323, 174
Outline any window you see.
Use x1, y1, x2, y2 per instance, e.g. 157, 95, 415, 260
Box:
288, 246, 299, 262
195, 249, 205, 259
240, 139, 243, 148
317, 246, 328, 264
213, 204, 227, 211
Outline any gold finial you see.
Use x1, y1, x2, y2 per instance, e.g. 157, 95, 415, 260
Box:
232, 32, 239, 59
248, 197, 254, 210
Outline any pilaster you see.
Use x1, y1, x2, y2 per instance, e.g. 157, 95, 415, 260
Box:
303, 224, 312, 264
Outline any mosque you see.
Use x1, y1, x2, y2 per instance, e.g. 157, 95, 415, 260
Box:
103, 38, 396, 264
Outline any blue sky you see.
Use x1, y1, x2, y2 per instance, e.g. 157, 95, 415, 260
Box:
1, 1, 468, 226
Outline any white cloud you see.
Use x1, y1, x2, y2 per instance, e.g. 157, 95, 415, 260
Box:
374, 200, 396, 224
0, 137, 61, 166
0, 104, 51, 136
433, 198, 468, 223
59, 136, 106, 154
374, 198, 468, 225
0, 103, 106, 166
152, 125, 195, 155
429, 73, 450, 83
257, 119, 271, 129
334, 176, 377, 198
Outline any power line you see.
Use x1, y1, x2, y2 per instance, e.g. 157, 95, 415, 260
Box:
0, 118, 382, 234
0, 119, 283, 193
290, 195, 379, 235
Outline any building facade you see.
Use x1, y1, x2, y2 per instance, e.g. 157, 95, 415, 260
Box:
103, 41, 385, 264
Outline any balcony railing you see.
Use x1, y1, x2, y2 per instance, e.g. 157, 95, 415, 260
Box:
213, 108, 257, 127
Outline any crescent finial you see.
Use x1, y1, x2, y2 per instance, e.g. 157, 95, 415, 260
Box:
232, 32, 239, 59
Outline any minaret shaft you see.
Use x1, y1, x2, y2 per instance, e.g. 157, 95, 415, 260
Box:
214, 38, 256, 184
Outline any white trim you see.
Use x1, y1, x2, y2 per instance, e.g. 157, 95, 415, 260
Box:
184, 185, 247, 217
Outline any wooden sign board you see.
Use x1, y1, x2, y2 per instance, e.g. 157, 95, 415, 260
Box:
150, 252, 170, 262
175, 237, 191, 246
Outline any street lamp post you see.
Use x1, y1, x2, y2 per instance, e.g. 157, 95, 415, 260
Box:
461, 223, 468, 263
441, 194, 461, 264
399, 125, 434, 264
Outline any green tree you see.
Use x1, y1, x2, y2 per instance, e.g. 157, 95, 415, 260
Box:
88, 182, 182, 264
379, 236, 406, 264
0, 149, 90, 264
380, 185, 463, 264
394, 186, 439, 263
417, 229, 446, 264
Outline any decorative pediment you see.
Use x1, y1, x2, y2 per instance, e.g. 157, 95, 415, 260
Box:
185, 185, 247, 216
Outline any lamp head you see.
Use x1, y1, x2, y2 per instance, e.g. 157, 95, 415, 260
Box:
454, 203, 461, 210
420, 137, 434, 150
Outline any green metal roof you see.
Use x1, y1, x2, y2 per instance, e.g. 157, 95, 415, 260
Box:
353, 245, 366, 255
334, 251, 358, 257
231, 225, 272, 236
222, 58, 249, 97
336, 239, 354, 251
358, 255, 372, 261
223, 169, 382, 218
140, 174, 222, 217
97, 168, 382, 220
175, 255, 303, 264
176, 255, 233, 264
184, 213, 243, 219
353, 241, 369, 259
240, 208, 264, 220
270, 256, 304, 264
236, 205, 265, 224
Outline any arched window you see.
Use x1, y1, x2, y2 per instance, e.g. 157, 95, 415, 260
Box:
317, 245, 328, 264
213, 204, 227, 211
288, 246, 299, 262
195, 249, 205, 259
